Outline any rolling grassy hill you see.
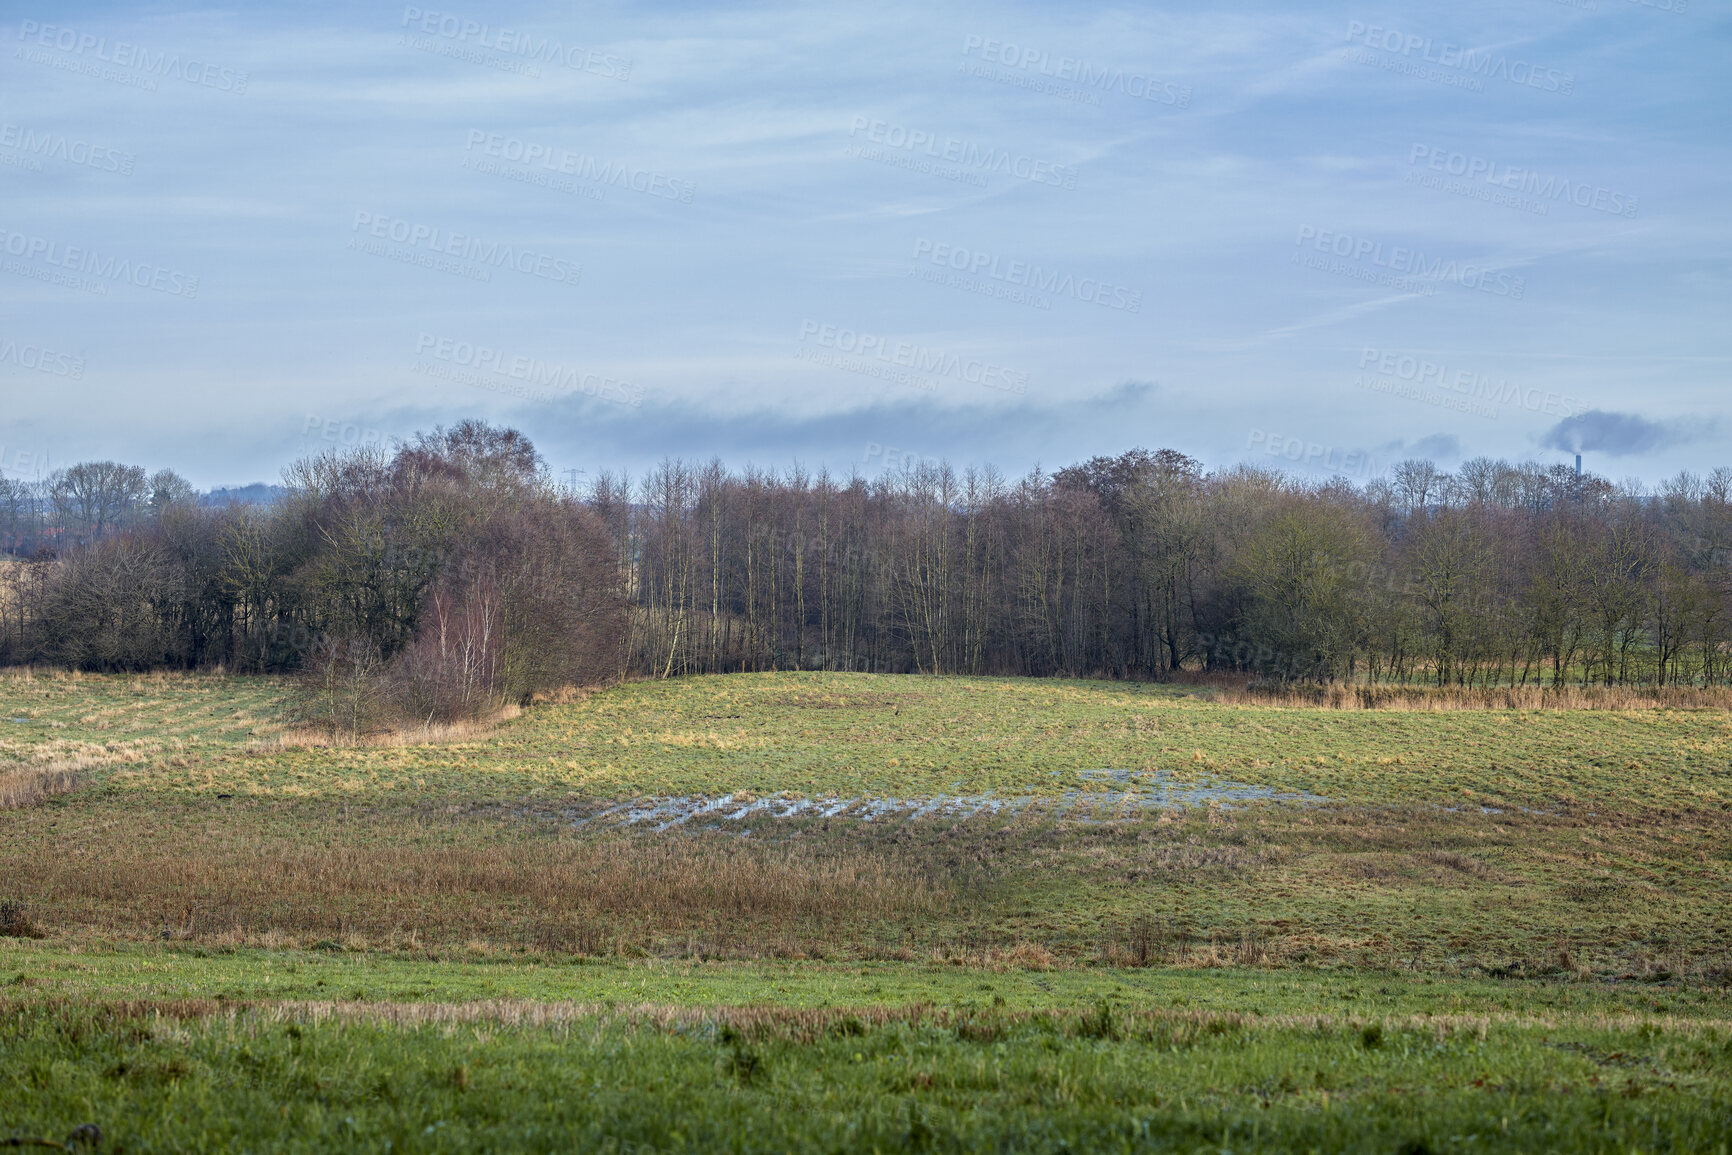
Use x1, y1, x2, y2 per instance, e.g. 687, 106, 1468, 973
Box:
3, 669, 1730, 1150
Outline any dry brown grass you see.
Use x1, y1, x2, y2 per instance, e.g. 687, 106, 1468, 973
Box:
0, 765, 83, 809
2, 826, 945, 954
1204, 679, 1732, 711
250, 703, 522, 751
0, 664, 77, 682
526, 684, 596, 706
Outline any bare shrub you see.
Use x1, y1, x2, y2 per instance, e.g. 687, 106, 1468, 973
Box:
296, 635, 388, 740
384, 577, 505, 724
0, 898, 44, 937
382, 499, 627, 723
26, 533, 188, 670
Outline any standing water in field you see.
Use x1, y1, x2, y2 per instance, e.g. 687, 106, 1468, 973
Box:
572, 770, 1325, 832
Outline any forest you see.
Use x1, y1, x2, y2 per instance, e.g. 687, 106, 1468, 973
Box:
3, 425, 1731, 706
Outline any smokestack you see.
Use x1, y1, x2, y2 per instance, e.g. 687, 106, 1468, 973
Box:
1575, 454, 1581, 476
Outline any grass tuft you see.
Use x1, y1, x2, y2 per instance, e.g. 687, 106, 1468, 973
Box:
0, 765, 83, 809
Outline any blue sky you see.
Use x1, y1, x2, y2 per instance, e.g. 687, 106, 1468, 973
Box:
2, 0, 1727, 489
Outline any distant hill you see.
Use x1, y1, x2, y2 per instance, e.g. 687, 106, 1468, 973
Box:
200, 483, 287, 507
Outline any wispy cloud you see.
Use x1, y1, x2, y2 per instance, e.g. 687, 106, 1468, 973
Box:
1, 0, 1724, 486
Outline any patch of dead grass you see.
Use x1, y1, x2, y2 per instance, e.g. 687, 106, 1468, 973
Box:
1168, 672, 1732, 711
250, 704, 521, 751
0, 765, 86, 809
2, 822, 945, 953
1231, 681, 1732, 711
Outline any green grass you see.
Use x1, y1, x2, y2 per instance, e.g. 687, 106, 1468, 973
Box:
4, 669, 1732, 1149
6, 669, 1730, 971
7, 670, 1729, 811
5, 941, 1732, 1019
4, 954, 1731, 1153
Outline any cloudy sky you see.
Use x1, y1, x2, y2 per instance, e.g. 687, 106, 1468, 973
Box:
2, 0, 1727, 490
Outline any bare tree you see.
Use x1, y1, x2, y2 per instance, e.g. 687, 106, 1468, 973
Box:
1391, 459, 1443, 515
48, 461, 148, 545
147, 469, 197, 518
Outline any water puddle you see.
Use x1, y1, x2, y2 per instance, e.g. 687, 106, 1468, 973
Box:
571, 769, 1325, 832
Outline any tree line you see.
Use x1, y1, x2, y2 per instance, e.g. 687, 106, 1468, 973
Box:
0, 461, 196, 553
3, 430, 1731, 691
609, 450, 1732, 687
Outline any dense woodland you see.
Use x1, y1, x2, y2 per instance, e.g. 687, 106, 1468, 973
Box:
607, 451, 1732, 687
3, 427, 1731, 701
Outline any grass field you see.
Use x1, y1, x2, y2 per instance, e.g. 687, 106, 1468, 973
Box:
3, 669, 1730, 1150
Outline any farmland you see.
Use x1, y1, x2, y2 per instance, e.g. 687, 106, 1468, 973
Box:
3, 669, 1731, 1150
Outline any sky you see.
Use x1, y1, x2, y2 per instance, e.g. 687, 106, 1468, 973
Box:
1, 0, 1727, 491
